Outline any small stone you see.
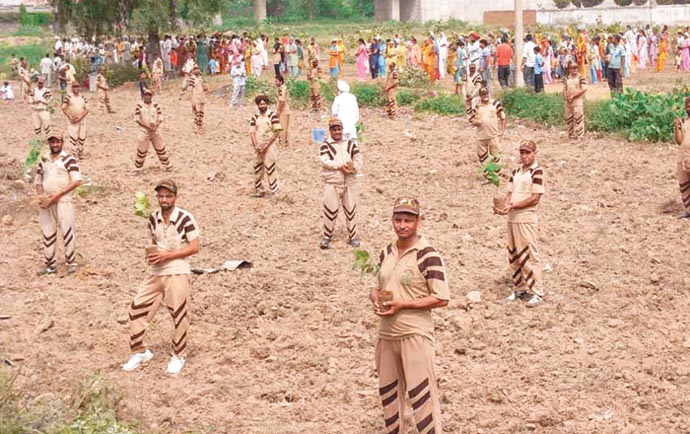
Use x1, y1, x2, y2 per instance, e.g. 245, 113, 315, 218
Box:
650, 274, 660, 284
607, 319, 624, 328
466, 291, 482, 303
2, 215, 13, 226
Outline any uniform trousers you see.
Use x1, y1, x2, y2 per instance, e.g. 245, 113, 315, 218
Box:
32, 109, 51, 136
135, 131, 172, 170
98, 90, 114, 113
565, 102, 585, 139
128, 274, 190, 357
678, 162, 690, 213
279, 111, 290, 146
477, 137, 500, 165
386, 90, 398, 119
323, 183, 357, 241
376, 335, 443, 434
254, 145, 278, 193
507, 222, 543, 297
67, 121, 86, 159
39, 201, 76, 268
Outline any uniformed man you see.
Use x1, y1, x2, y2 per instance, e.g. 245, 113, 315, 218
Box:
96, 66, 116, 114
123, 179, 200, 375
134, 89, 172, 172
464, 63, 482, 117
61, 82, 89, 159
319, 117, 362, 249
34, 129, 82, 275
275, 74, 290, 146
249, 94, 281, 197
151, 54, 164, 93
674, 96, 690, 219
384, 61, 399, 119
469, 87, 506, 171
30, 77, 52, 137
180, 65, 207, 130
307, 59, 322, 112
17, 57, 31, 102
371, 197, 450, 434
494, 140, 546, 307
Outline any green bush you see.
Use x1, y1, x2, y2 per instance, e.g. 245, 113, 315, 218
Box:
13, 25, 45, 37
350, 82, 384, 107
319, 80, 337, 104
399, 65, 430, 88
245, 76, 276, 102
585, 100, 623, 133
414, 95, 465, 115
105, 64, 141, 88
605, 88, 686, 142
287, 79, 310, 108
396, 89, 421, 106
500, 88, 565, 126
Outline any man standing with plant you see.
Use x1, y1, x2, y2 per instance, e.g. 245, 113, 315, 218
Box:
563, 62, 587, 140
249, 94, 282, 197
180, 65, 208, 131
275, 74, 290, 146
123, 179, 200, 375
384, 61, 399, 120
319, 117, 362, 249
370, 197, 449, 434
494, 140, 545, 307
469, 87, 506, 175
134, 89, 172, 172
34, 129, 82, 275
674, 96, 690, 219
17, 57, 31, 102
30, 77, 52, 138
61, 82, 89, 160
95, 66, 116, 114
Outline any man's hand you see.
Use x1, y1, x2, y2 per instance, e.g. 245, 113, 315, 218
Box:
675, 118, 683, 129
147, 250, 171, 265
493, 204, 512, 215
376, 300, 403, 316
369, 287, 379, 309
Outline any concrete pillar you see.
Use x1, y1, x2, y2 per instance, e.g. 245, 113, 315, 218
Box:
375, 0, 400, 21
514, 0, 524, 88
391, 0, 400, 21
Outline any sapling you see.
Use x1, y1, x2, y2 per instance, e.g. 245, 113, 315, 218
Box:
134, 192, 151, 218
25, 137, 44, 168
478, 158, 506, 211
355, 120, 366, 142
353, 249, 393, 311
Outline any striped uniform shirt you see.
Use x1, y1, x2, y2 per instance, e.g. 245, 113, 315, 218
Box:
32, 87, 53, 110
508, 162, 545, 224
469, 99, 505, 139
148, 206, 200, 276
319, 138, 362, 185
34, 151, 81, 203
377, 237, 450, 342
96, 73, 109, 91
563, 74, 587, 106
249, 110, 281, 141
278, 83, 290, 114
386, 70, 399, 89
62, 93, 88, 119
134, 101, 162, 133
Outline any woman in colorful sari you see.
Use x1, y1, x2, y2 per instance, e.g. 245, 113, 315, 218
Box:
657, 35, 668, 73
637, 30, 648, 70
422, 37, 435, 82
329, 39, 339, 79
356, 38, 369, 80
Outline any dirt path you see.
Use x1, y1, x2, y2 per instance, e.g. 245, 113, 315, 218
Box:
1, 69, 689, 433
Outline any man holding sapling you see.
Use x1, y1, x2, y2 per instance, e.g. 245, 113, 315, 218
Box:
123, 179, 200, 375
494, 140, 545, 307
468, 87, 506, 178
370, 197, 449, 434
249, 94, 281, 197
319, 117, 362, 249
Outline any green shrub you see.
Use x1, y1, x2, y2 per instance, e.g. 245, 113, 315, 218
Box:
245, 76, 276, 102
500, 88, 564, 126
319, 80, 337, 104
13, 25, 45, 37
399, 66, 430, 88
414, 95, 465, 115
287, 79, 310, 108
351, 82, 384, 107
396, 89, 421, 106
105, 64, 140, 88
586, 100, 623, 133
606, 88, 685, 142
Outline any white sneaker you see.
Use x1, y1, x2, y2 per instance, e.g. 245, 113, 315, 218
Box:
122, 349, 153, 372
167, 355, 185, 374
505, 291, 526, 302
526, 295, 543, 307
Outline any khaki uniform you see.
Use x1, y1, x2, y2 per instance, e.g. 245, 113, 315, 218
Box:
564, 74, 586, 139
151, 59, 163, 93
30, 86, 52, 137
376, 237, 450, 434
18, 64, 31, 101
464, 71, 483, 116
507, 163, 545, 297
677, 118, 690, 212
129, 206, 199, 357
249, 110, 282, 193
277, 84, 290, 146
319, 137, 362, 241
308, 66, 322, 112
34, 151, 81, 269
62, 92, 88, 159
385, 69, 399, 119
134, 101, 171, 170
469, 99, 505, 165
181, 73, 207, 129
96, 73, 115, 113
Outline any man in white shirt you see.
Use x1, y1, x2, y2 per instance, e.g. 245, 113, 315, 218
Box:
331, 80, 360, 140
40, 53, 53, 84
162, 35, 172, 75
521, 34, 537, 88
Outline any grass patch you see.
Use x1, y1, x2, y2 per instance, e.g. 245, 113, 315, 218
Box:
414, 95, 465, 115
0, 42, 50, 75
500, 88, 565, 126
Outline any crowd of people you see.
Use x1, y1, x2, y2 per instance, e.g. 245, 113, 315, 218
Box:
9, 20, 690, 434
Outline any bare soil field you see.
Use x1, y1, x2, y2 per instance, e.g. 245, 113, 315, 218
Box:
1, 69, 690, 434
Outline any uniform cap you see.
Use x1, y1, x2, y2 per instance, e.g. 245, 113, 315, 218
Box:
393, 197, 420, 216
154, 179, 178, 194
47, 129, 64, 141
142, 88, 153, 95
519, 140, 537, 152
328, 117, 343, 128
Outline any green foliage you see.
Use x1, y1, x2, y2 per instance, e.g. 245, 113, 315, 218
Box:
286, 79, 310, 108
319, 80, 337, 103
0, 43, 49, 74
585, 100, 624, 133
25, 138, 44, 168
396, 89, 421, 106
13, 25, 45, 37
399, 66, 430, 88
245, 76, 276, 102
356, 120, 366, 142
19, 8, 53, 26
105, 64, 141, 88
134, 192, 151, 218
178, 0, 223, 29
479, 159, 503, 187
414, 95, 465, 116
500, 88, 565, 126
351, 82, 384, 107
353, 249, 380, 277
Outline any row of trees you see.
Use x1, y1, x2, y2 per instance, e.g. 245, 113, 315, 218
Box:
554, 0, 690, 7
